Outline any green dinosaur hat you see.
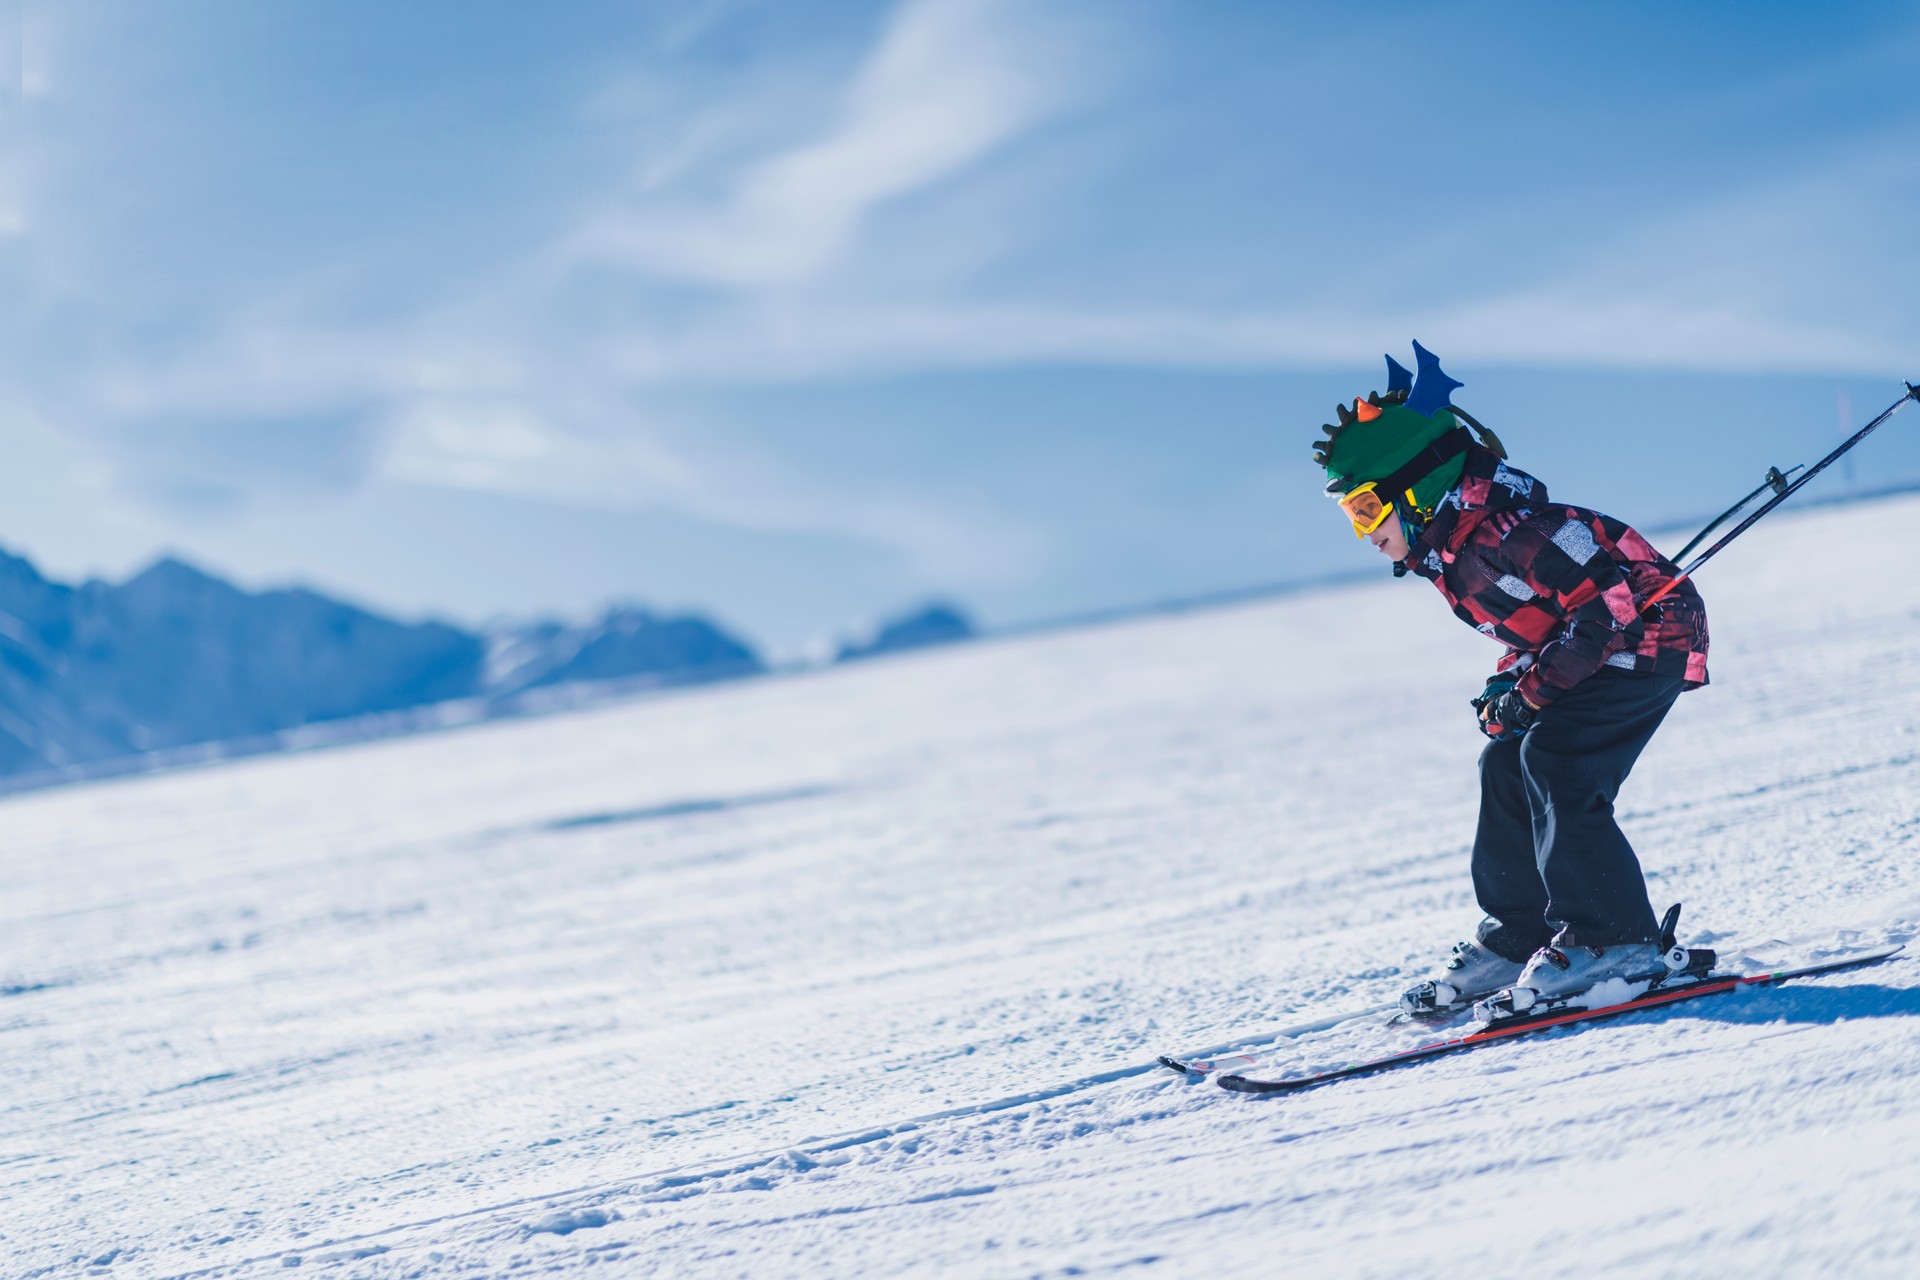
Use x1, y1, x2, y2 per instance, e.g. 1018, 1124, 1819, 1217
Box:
1313, 341, 1499, 520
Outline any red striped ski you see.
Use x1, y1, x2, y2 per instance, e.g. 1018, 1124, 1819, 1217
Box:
1215, 944, 1904, 1095
1158, 1005, 1467, 1077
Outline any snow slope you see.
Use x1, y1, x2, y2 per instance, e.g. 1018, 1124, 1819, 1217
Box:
4, 491, 1920, 1278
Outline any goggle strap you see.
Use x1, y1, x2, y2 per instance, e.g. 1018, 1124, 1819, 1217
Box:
1366, 425, 1473, 518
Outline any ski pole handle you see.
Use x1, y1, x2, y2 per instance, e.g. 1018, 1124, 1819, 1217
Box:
1641, 379, 1919, 617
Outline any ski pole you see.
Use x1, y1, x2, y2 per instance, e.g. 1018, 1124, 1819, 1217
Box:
1672, 464, 1803, 564
1642, 380, 1920, 613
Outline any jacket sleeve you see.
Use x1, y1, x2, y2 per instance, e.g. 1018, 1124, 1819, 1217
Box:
1498, 511, 1641, 706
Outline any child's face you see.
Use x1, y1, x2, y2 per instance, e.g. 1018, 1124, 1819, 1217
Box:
1367, 509, 1409, 561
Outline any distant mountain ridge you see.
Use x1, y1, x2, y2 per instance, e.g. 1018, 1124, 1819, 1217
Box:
0, 547, 762, 781
487, 609, 759, 697
835, 603, 975, 663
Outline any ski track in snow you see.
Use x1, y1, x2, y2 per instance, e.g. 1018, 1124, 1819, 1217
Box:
3, 494, 1920, 1277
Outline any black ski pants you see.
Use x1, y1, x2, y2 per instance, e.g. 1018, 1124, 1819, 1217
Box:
1473, 669, 1684, 960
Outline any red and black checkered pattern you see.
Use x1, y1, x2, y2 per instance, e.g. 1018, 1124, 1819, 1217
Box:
1406, 448, 1709, 706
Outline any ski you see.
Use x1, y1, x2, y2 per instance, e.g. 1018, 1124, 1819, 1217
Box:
1158, 1003, 1480, 1076
1156, 1001, 1407, 1076
1162, 908, 1692, 1076
1214, 944, 1903, 1095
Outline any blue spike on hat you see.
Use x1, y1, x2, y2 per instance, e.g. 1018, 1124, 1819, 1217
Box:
1406, 340, 1463, 417
1384, 353, 1413, 396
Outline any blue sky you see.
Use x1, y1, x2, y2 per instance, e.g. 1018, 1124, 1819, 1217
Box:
2, 1, 1918, 656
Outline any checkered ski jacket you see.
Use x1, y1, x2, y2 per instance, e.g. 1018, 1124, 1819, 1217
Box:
1404, 447, 1710, 706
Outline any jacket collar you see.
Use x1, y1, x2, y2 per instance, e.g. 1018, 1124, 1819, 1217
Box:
1403, 447, 1545, 577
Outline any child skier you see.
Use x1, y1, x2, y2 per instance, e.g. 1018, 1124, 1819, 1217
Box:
1315, 343, 1710, 1015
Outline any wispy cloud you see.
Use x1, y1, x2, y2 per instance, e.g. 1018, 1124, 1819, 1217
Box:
571, 0, 1089, 286
376, 389, 1049, 589
8, 0, 1116, 557
6, 0, 1917, 618
1430, 138, 1920, 375
1, 4, 32, 236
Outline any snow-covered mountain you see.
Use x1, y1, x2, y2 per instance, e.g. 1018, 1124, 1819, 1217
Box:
2, 491, 1918, 1276
0, 548, 761, 781
485, 607, 760, 696
835, 601, 975, 662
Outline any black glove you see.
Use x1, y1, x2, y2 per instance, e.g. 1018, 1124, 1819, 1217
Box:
1470, 674, 1518, 717
1480, 688, 1539, 739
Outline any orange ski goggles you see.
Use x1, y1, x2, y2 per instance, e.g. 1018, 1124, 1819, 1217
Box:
1334, 481, 1397, 537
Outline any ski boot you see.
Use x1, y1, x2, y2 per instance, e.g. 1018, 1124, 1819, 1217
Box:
1474, 904, 1716, 1024
1400, 938, 1528, 1016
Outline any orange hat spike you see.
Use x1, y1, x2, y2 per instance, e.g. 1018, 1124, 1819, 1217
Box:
1353, 396, 1384, 423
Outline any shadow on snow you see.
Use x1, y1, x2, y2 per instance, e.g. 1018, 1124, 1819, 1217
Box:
535, 784, 837, 834
1674, 981, 1920, 1026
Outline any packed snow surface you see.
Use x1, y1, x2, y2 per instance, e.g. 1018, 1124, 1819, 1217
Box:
4, 493, 1920, 1278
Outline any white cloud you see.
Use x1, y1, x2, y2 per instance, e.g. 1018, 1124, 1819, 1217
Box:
378, 396, 681, 506
564, 120, 1920, 382
375, 390, 1047, 588
1428, 140, 1920, 375
572, 0, 1084, 287
581, 293, 1904, 385
10, 0, 1916, 580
